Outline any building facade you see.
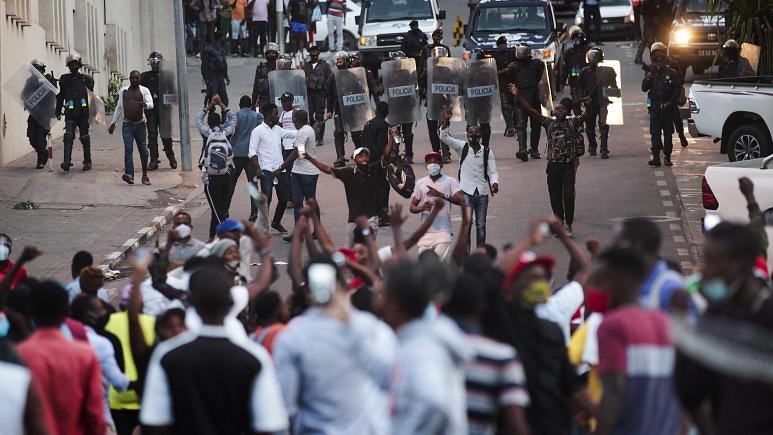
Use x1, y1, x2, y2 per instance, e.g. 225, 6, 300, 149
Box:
0, 0, 178, 165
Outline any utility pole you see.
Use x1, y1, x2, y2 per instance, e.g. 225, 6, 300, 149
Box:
277, 0, 285, 54
173, 0, 192, 171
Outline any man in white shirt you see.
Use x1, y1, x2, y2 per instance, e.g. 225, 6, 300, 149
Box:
439, 112, 500, 254
109, 70, 155, 186
274, 110, 320, 227
250, 102, 297, 234
279, 93, 298, 206
410, 152, 465, 261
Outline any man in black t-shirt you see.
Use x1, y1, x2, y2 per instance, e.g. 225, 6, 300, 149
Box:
306, 144, 392, 246
362, 102, 392, 225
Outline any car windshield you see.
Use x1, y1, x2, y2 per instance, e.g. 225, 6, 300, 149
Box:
365, 0, 433, 22
685, 0, 727, 13
602, 0, 631, 6
475, 5, 547, 32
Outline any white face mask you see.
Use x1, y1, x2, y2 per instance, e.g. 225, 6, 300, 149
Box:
0, 244, 9, 262
226, 260, 240, 271
427, 163, 441, 177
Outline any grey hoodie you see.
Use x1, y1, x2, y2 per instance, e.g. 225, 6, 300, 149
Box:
391, 315, 473, 435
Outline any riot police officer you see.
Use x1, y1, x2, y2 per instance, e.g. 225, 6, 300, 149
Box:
559, 28, 591, 115
718, 39, 755, 78
578, 47, 618, 159
326, 51, 362, 167
141, 52, 178, 170
493, 36, 516, 136
509, 43, 544, 161
25, 59, 58, 169
56, 53, 95, 172
642, 42, 681, 167
252, 42, 279, 109
304, 45, 333, 147
420, 44, 453, 162
466, 49, 494, 149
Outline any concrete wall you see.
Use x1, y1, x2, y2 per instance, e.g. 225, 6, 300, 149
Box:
0, 0, 176, 165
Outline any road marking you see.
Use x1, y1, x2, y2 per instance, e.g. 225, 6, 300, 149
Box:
666, 211, 677, 217
654, 171, 665, 177
657, 180, 667, 186
660, 189, 671, 196
662, 200, 674, 207
673, 235, 686, 243
669, 224, 682, 231
677, 248, 689, 257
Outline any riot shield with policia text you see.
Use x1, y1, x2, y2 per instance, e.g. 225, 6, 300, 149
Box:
427, 56, 464, 122
463, 57, 501, 126
3, 64, 58, 130
159, 59, 180, 139
335, 67, 373, 133
269, 69, 308, 111
380, 57, 421, 125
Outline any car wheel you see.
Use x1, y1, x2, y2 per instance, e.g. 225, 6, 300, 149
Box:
727, 124, 771, 162
343, 32, 357, 51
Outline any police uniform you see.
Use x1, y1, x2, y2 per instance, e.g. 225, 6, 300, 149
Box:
326, 66, 364, 164
642, 63, 681, 166
559, 44, 590, 115
252, 61, 275, 110
22, 72, 57, 168
304, 59, 333, 145
578, 63, 617, 157
140, 69, 177, 169
509, 57, 544, 159
56, 71, 95, 170
666, 58, 688, 147
493, 49, 516, 134
419, 42, 452, 159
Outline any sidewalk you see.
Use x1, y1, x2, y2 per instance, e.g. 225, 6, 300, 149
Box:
0, 55, 263, 281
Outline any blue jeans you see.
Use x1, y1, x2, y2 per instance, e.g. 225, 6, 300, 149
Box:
291, 173, 320, 222
260, 169, 289, 225
122, 122, 148, 177
464, 191, 489, 253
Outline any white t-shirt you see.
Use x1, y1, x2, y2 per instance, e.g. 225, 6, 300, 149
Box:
279, 110, 297, 150
412, 175, 462, 234
0, 361, 29, 435
535, 281, 585, 344
251, 0, 270, 21
291, 125, 320, 175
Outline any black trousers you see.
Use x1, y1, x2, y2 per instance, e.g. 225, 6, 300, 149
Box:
204, 77, 229, 107
427, 118, 450, 157
230, 157, 259, 218
260, 169, 290, 224
27, 116, 49, 162
308, 91, 327, 145
145, 109, 176, 164
650, 108, 674, 160
514, 93, 542, 154
204, 174, 233, 239
633, 5, 643, 40
111, 409, 139, 435
400, 122, 415, 157
584, 5, 602, 43
63, 111, 91, 164
546, 161, 577, 226
249, 20, 269, 55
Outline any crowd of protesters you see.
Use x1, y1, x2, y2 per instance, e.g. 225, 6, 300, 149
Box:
1, 170, 772, 435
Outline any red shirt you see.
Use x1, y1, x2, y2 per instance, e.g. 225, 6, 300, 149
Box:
0, 261, 28, 289
18, 328, 105, 435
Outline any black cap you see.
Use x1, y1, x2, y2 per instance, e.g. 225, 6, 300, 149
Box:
409, 20, 419, 28
432, 28, 443, 36
280, 92, 294, 101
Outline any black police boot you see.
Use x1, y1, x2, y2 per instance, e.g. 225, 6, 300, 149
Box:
648, 153, 662, 167
82, 137, 92, 171
61, 142, 73, 172
679, 134, 689, 148
516, 130, 529, 162
600, 129, 610, 159
162, 139, 178, 169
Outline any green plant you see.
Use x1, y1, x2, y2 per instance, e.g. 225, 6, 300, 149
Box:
709, 0, 772, 75
103, 78, 122, 114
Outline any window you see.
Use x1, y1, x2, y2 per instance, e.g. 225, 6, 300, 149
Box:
38, 0, 69, 49
475, 6, 547, 32
365, 0, 433, 23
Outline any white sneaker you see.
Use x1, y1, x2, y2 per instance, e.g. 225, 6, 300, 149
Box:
565, 224, 574, 238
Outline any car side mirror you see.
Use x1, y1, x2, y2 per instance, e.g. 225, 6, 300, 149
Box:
355, 15, 361, 25
437, 10, 447, 20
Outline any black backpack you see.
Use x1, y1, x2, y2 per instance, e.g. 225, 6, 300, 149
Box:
459, 143, 494, 195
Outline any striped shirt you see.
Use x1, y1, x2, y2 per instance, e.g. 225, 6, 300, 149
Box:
597, 306, 681, 435
327, 0, 345, 16
463, 333, 530, 435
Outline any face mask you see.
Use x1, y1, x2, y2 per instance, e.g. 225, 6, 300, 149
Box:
701, 278, 736, 302
468, 136, 481, 147
357, 163, 371, 175
427, 163, 441, 177
572, 38, 582, 47
519, 279, 551, 309
0, 312, 9, 337
0, 244, 9, 261
226, 260, 240, 271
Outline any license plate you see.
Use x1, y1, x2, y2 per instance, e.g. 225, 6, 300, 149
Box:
697, 49, 717, 57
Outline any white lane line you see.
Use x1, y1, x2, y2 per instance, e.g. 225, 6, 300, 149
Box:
673, 235, 686, 243
657, 180, 667, 186
662, 200, 674, 207
669, 223, 682, 231
654, 171, 665, 177
660, 189, 671, 197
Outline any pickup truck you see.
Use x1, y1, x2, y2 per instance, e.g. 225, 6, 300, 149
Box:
687, 76, 773, 161
702, 155, 773, 268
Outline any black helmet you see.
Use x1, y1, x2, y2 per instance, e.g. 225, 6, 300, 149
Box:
148, 51, 164, 62
722, 39, 739, 50
514, 43, 531, 60
469, 48, 485, 60
586, 47, 604, 64
571, 30, 586, 47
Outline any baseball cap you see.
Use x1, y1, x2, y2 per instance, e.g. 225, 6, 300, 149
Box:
502, 251, 556, 288
215, 219, 245, 236
432, 28, 443, 36
409, 20, 419, 28
280, 92, 294, 101
424, 151, 443, 163
352, 147, 370, 159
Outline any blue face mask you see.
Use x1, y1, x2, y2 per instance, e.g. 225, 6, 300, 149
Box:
701, 277, 740, 303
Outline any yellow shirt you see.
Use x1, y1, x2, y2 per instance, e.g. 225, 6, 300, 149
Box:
568, 322, 602, 429
105, 311, 155, 410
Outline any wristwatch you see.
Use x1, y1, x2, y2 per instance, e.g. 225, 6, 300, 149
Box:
443, 193, 449, 200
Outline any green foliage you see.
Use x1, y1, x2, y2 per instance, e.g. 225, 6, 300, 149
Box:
710, 0, 772, 75
103, 78, 122, 114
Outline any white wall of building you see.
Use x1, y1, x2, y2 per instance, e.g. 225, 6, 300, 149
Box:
0, 0, 177, 165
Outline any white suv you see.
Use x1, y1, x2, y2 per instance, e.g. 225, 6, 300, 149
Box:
313, 0, 361, 51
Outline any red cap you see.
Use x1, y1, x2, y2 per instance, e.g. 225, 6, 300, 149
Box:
502, 251, 556, 289
424, 152, 443, 163
753, 256, 769, 282
338, 247, 365, 290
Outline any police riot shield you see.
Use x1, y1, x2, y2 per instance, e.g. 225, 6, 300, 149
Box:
463, 57, 501, 126
335, 67, 373, 133
380, 57, 421, 125
599, 60, 623, 125
3, 64, 58, 130
269, 69, 308, 111
427, 57, 464, 122
538, 62, 554, 115
87, 90, 107, 126
159, 60, 180, 139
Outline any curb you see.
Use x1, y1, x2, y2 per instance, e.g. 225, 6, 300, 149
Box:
98, 185, 204, 274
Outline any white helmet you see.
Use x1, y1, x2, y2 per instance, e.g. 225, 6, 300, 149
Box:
264, 42, 280, 55
31, 59, 46, 69
65, 53, 81, 65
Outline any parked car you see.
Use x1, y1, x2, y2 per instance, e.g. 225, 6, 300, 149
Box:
702, 156, 773, 268
575, 0, 636, 40
686, 76, 773, 161
464, 0, 566, 96
314, 0, 361, 51
667, 0, 726, 76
